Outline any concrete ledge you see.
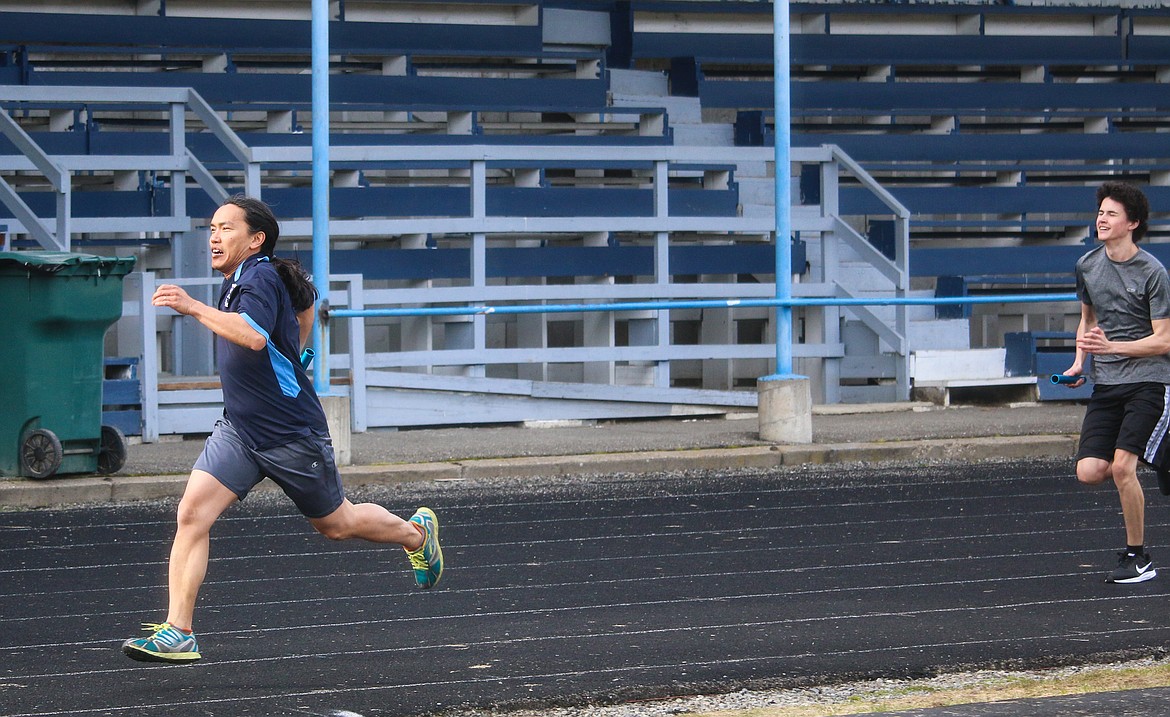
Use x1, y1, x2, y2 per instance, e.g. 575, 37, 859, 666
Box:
341, 462, 463, 485
793, 435, 1078, 466
0, 433, 1081, 509
456, 447, 789, 481
109, 474, 188, 503
0, 476, 114, 509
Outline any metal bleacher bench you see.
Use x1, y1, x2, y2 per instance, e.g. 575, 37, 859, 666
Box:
0, 10, 543, 56
706, 78, 1170, 112
911, 348, 1039, 407
1005, 331, 1093, 402
25, 70, 610, 113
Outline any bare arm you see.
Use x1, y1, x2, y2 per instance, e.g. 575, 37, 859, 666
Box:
1057, 303, 1099, 388
297, 306, 315, 351
1077, 314, 1170, 359
1064, 303, 1097, 379
152, 284, 266, 351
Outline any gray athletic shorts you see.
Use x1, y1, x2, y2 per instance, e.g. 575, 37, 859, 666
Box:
193, 418, 345, 519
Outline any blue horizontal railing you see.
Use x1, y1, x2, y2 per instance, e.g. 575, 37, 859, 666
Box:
327, 292, 1079, 319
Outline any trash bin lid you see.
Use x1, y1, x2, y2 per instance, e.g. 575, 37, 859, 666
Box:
0, 251, 136, 277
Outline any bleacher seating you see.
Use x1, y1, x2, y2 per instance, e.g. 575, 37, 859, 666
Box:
708, 80, 1170, 115
154, 181, 740, 227
606, 0, 1170, 355
6, 0, 1170, 416
0, 4, 714, 253
6, 1, 1168, 246
705, 0, 1170, 260
310, 241, 794, 283
0, 10, 545, 59
25, 70, 608, 113
0, 8, 663, 144
839, 186, 1170, 224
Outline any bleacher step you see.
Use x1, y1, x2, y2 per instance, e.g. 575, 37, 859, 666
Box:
741, 204, 776, 219
839, 383, 899, 404
740, 203, 774, 221
607, 68, 669, 97
671, 123, 734, 147
611, 94, 703, 124
909, 319, 971, 352
735, 177, 775, 206
912, 348, 1007, 382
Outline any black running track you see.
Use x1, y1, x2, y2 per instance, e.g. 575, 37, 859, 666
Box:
3, 458, 1170, 717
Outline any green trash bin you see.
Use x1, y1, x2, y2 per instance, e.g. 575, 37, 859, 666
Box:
0, 251, 136, 478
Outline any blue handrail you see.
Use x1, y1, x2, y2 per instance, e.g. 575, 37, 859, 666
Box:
327, 293, 1078, 319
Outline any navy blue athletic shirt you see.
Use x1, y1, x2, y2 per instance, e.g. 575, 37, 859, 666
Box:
216, 253, 328, 449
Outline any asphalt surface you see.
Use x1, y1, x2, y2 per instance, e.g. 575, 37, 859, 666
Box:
0, 401, 1087, 509
5, 401, 1170, 716
120, 401, 1089, 477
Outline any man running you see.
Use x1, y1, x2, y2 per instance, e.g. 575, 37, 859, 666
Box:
123, 196, 443, 663
1061, 181, 1170, 584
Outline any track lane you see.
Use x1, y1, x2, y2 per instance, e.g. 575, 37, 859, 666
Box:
3, 459, 1169, 716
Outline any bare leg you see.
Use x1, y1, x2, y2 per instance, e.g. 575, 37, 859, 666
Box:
1078, 452, 1146, 547
1111, 449, 1146, 547
309, 499, 423, 549
1077, 456, 1112, 487
166, 470, 239, 630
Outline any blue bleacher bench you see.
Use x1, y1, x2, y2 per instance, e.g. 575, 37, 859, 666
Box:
103, 357, 142, 437
1004, 332, 1091, 402
0, 10, 542, 56
283, 240, 807, 283
705, 79, 1170, 112
25, 70, 610, 114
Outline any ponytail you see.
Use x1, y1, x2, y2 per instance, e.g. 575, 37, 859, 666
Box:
273, 257, 319, 313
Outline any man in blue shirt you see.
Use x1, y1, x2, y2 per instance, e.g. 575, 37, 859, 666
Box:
123, 196, 443, 664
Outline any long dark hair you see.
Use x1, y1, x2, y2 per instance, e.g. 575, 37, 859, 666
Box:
222, 194, 319, 312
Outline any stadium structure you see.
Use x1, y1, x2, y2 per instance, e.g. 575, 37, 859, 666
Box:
1, 0, 1168, 439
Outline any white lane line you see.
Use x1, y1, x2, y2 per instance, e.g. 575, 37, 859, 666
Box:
3, 622, 1167, 717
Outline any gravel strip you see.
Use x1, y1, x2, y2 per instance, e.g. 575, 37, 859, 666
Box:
446, 656, 1168, 717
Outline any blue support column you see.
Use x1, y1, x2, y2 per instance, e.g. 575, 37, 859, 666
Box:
758, 0, 811, 441
773, 0, 792, 377
311, 0, 331, 396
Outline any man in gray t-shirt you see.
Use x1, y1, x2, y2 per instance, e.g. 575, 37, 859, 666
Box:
1076, 243, 1170, 385
1062, 182, 1170, 584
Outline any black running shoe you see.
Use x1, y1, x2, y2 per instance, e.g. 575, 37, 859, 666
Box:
1106, 552, 1157, 584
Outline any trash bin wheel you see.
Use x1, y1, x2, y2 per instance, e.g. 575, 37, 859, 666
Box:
20, 428, 63, 479
97, 425, 128, 475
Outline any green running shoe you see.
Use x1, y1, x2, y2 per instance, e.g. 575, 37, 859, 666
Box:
406, 507, 443, 589
122, 622, 201, 663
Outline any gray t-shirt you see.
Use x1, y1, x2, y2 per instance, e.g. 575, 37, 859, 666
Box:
1075, 244, 1170, 385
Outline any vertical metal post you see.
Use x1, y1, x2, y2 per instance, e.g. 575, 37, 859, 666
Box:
773, 0, 792, 376
168, 102, 187, 222
311, 0, 331, 395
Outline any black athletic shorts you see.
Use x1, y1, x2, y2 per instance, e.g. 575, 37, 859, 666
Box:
1076, 382, 1170, 463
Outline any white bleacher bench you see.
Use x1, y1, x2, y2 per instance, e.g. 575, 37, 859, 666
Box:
911, 349, 1037, 407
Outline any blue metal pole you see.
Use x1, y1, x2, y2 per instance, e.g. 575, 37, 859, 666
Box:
310, 0, 331, 395
328, 293, 1079, 319
773, 0, 792, 376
